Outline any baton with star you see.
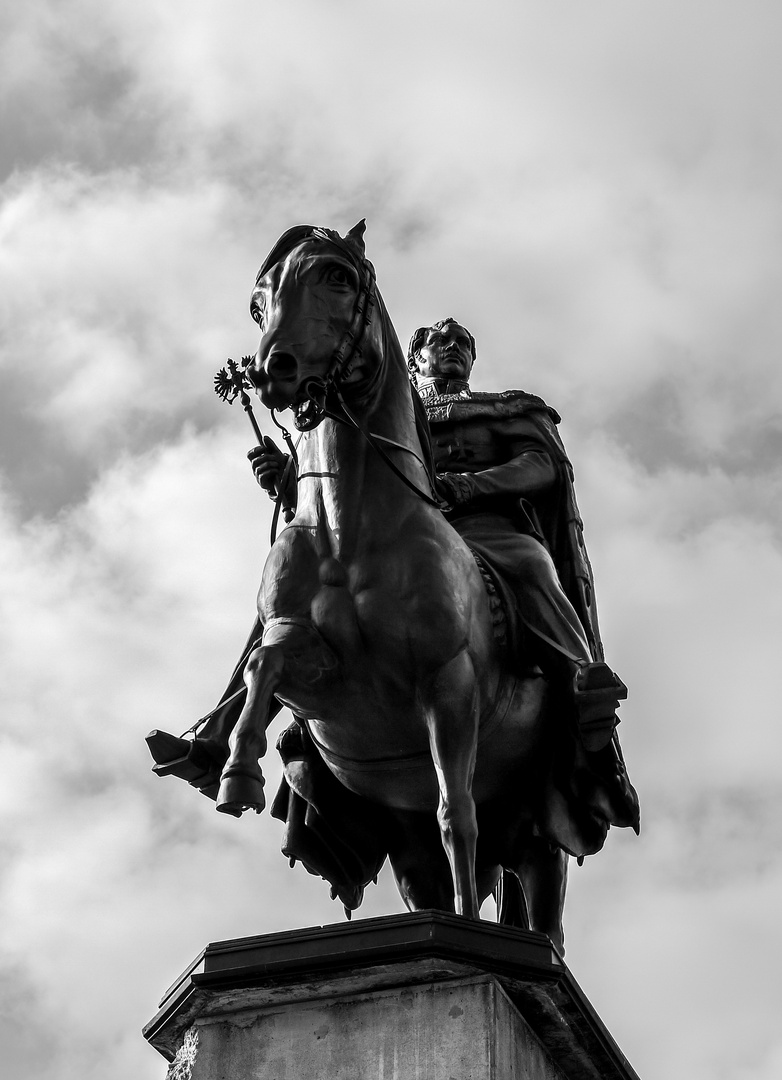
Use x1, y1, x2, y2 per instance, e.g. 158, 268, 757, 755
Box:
214, 357, 295, 523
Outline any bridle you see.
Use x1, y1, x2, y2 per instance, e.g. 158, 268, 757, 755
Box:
278, 226, 379, 432
251, 227, 444, 542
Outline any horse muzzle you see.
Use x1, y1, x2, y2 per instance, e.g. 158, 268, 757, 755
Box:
250, 349, 301, 410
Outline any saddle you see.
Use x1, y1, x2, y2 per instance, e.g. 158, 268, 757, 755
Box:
470, 548, 509, 652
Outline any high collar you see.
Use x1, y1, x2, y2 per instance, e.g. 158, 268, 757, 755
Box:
416, 376, 472, 400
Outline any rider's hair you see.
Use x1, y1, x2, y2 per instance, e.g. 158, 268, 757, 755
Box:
407, 318, 476, 375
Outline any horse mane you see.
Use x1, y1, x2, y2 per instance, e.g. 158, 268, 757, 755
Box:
374, 288, 437, 488
254, 223, 365, 289
254, 225, 317, 288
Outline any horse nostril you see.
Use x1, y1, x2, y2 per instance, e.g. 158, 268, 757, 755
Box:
244, 359, 262, 388
264, 351, 298, 382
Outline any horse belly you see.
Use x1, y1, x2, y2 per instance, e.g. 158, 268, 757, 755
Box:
472, 675, 549, 805
303, 687, 439, 813
319, 749, 441, 813
305, 688, 432, 774
305, 675, 548, 816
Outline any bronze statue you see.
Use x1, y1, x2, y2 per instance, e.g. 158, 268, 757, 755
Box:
147, 223, 639, 952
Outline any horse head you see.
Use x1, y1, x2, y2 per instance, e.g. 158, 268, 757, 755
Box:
245, 221, 382, 430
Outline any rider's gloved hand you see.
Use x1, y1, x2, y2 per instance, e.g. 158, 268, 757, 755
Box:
435, 471, 474, 508
248, 436, 288, 498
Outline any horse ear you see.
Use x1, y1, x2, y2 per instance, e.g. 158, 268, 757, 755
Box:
346, 219, 366, 254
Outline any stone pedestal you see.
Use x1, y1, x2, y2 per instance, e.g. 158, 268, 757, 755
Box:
144, 912, 639, 1080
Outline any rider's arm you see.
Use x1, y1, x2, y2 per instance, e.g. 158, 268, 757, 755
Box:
248, 437, 299, 510
439, 419, 557, 507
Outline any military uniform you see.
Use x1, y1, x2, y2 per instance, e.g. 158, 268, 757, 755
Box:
419, 379, 599, 668
418, 377, 639, 853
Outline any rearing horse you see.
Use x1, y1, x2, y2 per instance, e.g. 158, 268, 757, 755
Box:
207, 221, 582, 943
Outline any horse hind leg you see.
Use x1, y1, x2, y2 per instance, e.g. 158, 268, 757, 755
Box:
512, 838, 568, 955
216, 644, 285, 817
386, 810, 455, 912
423, 650, 481, 920
495, 869, 529, 929
387, 810, 502, 918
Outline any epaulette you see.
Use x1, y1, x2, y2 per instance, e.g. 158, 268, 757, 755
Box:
423, 389, 561, 426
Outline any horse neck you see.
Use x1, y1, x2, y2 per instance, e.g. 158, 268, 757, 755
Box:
297, 312, 433, 559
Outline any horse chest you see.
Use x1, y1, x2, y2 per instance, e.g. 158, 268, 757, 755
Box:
311, 573, 413, 674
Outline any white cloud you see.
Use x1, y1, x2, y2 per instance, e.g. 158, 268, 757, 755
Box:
566, 845, 782, 1080
0, 168, 250, 444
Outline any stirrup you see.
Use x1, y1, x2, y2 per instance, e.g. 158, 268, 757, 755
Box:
146, 729, 225, 801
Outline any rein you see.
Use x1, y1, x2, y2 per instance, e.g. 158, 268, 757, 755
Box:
332, 387, 442, 509
268, 393, 442, 543
268, 409, 300, 545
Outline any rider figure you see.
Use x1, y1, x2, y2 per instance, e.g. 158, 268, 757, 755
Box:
405, 318, 639, 845
410, 319, 598, 694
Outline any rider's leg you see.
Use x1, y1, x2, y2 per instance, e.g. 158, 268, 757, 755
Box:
216, 644, 285, 816
512, 538, 639, 837
512, 537, 591, 672
512, 537, 625, 749
422, 649, 481, 919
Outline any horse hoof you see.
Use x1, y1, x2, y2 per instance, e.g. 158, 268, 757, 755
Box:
216, 767, 266, 817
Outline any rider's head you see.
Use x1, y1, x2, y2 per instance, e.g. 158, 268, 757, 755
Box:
407, 318, 476, 384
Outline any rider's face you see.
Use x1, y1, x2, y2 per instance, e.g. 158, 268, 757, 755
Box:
415, 322, 474, 381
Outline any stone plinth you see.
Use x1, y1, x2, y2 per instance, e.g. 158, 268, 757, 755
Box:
144, 911, 639, 1080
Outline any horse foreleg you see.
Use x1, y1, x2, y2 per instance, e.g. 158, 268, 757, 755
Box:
216, 645, 285, 818
424, 650, 480, 920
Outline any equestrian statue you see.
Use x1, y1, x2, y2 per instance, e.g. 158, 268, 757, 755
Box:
147, 222, 639, 953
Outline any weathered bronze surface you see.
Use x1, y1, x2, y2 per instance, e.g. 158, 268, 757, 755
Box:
147, 223, 639, 952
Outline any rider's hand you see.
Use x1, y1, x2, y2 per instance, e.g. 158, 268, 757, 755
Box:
434, 474, 457, 510
248, 436, 288, 496
435, 471, 474, 508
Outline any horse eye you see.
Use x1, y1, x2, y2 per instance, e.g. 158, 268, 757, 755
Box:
326, 265, 353, 287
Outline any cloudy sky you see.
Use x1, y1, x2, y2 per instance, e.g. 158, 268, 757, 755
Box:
2, 1, 781, 1077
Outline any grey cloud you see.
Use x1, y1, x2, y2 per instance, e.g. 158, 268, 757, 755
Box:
0, 6, 167, 179
609, 375, 782, 485
0, 968, 60, 1079
657, 785, 782, 890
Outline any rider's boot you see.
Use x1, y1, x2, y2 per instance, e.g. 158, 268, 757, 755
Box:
146, 729, 229, 801
572, 661, 627, 752
571, 661, 639, 834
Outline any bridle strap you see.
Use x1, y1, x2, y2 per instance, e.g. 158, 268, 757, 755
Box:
334, 387, 443, 509
309, 227, 377, 393
310, 233, 443, 509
